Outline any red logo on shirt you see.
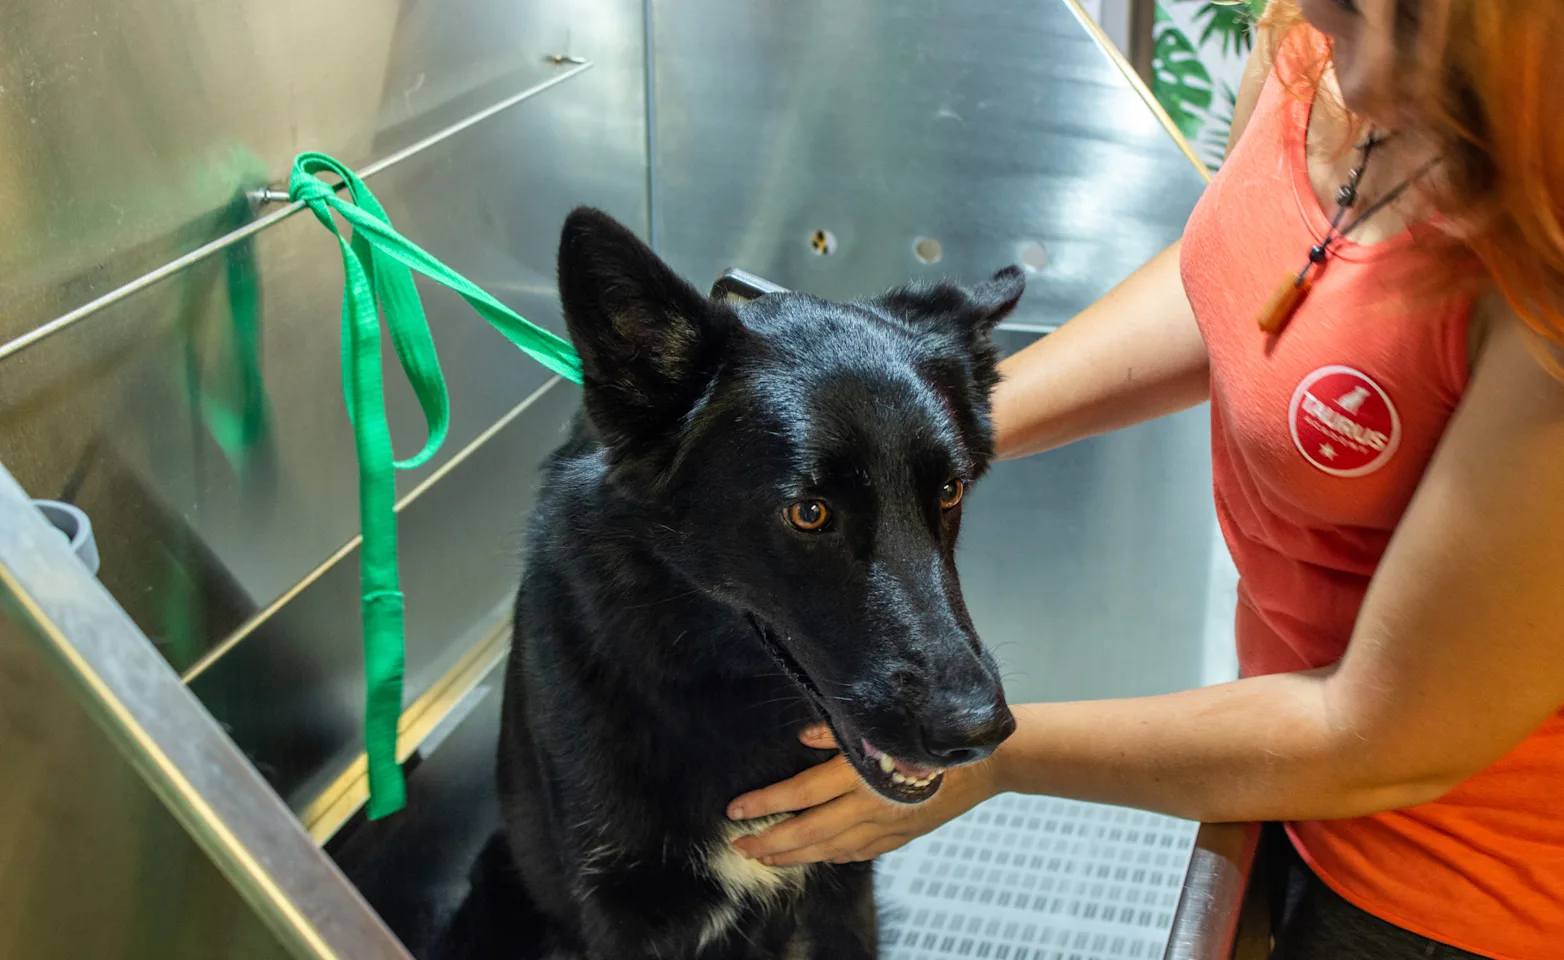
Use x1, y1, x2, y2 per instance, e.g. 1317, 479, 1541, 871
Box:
1289, 366, 1401, 477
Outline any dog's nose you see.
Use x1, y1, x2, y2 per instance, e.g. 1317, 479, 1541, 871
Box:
919, 702, 1017, 765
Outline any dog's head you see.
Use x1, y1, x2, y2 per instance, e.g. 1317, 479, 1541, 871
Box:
557, 208, 1021, 803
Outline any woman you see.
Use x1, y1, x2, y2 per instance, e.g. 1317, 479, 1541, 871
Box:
726, 2, 1564, 957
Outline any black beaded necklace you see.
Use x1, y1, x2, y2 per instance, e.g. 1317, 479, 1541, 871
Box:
1258, 131, 1441, 334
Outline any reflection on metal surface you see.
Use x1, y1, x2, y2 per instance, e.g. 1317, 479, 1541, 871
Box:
0, 461, 410, 959
0, 62, 594, 365
0, 0, 611, 342
0, 0, 389, 342
181, 377, 564, 685
1163, 821, 1263, 960
301, 621, 511, 846
957, 391, 1218, 704
328, 59, 595, 190
187, 378, 582, 809
1059, 0, 1211, 183
651, 0, 1210, 329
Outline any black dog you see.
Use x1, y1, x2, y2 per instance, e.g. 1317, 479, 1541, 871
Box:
497, 209, 1023, 959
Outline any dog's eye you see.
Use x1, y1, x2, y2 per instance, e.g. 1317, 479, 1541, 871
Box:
785, 500, 831, 532
939, 479, 965, 510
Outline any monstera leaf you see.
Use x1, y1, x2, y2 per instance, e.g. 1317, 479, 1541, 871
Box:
1190, 0, 1267, 57
1151, 9, 1214, 140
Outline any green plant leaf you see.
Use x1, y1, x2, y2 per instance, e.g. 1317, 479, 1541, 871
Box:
1186, 0, 1261, 57
1151, 19, 1215, 140
1201, 81, 1240, 171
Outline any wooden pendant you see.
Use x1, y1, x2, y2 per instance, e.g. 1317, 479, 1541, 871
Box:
1257, 273, 1312, 334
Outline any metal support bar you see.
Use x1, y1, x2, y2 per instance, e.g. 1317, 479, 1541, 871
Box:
1163, 821, 1263, 960
0, 60, 594, 365
0, 461, 412, 960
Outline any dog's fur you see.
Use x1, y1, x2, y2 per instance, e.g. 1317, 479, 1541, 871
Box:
498, 209, 1024, 959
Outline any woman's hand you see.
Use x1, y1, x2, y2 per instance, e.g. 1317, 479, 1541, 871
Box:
726, 725, 1002, 867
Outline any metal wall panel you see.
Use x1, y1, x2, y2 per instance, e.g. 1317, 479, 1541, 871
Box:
650, 0, 1214, 703
650, 0, 1203, 328
957, 398, 1217, 701
0, 59, 639, 674
0, 0, 637, 341
0, 0, 644, 809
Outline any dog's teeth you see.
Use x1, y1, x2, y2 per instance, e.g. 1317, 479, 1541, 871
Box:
878, 754, 895, 774
891, 772, 907, 784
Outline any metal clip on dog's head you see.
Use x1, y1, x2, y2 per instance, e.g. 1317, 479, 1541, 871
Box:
711, 268, 791, 304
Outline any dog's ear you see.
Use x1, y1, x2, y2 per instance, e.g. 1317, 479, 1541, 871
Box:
875, 266, 1025, 346
874, 267, 1025, 471
557, 207, 737, 474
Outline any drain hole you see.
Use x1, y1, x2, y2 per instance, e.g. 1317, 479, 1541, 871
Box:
1019, 241, 1050, 273
809, 230, 837, 256
913, 236, 943, 264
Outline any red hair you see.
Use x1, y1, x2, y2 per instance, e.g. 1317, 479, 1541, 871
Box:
1259, 0, 1564, 347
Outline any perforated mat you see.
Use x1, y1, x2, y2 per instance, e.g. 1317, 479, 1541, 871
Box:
876, 794, 1198, 960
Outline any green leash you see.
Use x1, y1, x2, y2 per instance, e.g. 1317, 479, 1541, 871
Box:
288, 152, 582, 818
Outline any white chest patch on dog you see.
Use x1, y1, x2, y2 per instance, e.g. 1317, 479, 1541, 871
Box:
695, 814, 811, 948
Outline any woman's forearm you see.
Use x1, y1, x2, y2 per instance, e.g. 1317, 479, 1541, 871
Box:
994, 240, 1211, 459
990, 672, 1457, 824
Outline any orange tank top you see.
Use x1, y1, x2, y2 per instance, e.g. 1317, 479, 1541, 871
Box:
1181, 31, 1564, 960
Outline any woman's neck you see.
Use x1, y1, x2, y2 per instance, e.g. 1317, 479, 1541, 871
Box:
1305, 69, 1441, 246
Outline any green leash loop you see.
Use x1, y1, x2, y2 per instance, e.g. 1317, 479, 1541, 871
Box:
288, 152, 582, 818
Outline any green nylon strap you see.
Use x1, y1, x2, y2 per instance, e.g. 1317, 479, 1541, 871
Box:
288, 152, 583, 818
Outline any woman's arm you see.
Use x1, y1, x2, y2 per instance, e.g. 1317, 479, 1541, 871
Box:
993, 308, 1564, 823
992, 240, 1209, 459
730, 308, 1564, 863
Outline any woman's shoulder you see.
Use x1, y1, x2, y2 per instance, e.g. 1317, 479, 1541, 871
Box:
1469, 290, 1564, 385
1224, 43, 1275, 156
1226, 21, 1327, 158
